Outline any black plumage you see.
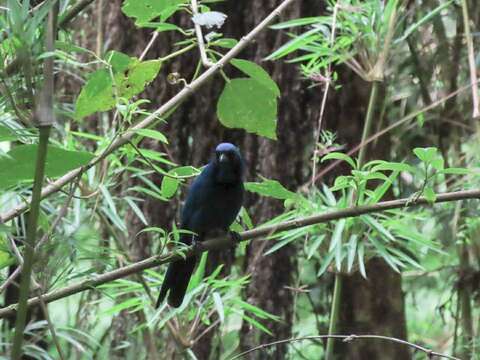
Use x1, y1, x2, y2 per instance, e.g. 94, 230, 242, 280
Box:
156, 143, 245, 308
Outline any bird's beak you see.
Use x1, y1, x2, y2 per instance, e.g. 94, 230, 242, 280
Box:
219, 153, 227, 163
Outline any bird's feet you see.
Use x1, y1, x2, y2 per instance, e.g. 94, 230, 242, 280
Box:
229, 231, 242, 244
191, 235, 202, 254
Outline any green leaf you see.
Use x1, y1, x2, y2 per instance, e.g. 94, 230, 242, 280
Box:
330, 175, 351, 192
0, 234, 15, 271
135, 129, 169, 144
307, 234, 325, 260
370, 161, 414, 173
245, 178, 296, 200
416, 112, 425, 128
75, 57, 162, 119
210, 38, 238, 49
160, 175, 179, 198
212, 292, 225, 323
188, 252, 208, 291
118, 59, 162, 99
75, 69, 115, 119
413, 147, 438, 163
0, 125, 19, 141
347, 234, 358, 272
0, 145, 94, 189
358, 242, 367, 278
430, 157, 444, 171
331, 219, 346, 271
317, 250, 335, 277
441, 167, 470, 175
424, 187, 437, 203
169, 166, 200, 178
321, 152, 356, 169
121, 0, 187, 25
106, 50, 132, 73
230, 59, 280, 97
217, 78, 277, 139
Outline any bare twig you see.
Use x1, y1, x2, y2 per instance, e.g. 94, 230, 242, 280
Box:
191, 0, 215, 67
228, 334, 461, 360
0, 0, 298, 225
140, 31, 160, 61
36, 286, 66, 360
0, 187, 479, 319
460, 0, 480, 119
311, 3, 338, 185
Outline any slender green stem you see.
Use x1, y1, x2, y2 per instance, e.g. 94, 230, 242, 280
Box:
325, 273, 343, 360
11, 126, 51, 359
325, 80, 380, 360
357, 81, 380, 167
159, 43, 196, 62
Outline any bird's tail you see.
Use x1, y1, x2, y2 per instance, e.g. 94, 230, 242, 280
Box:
156, 255, 197, 308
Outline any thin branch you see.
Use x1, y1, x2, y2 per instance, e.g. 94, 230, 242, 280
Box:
0, 0, 298, 225
36, 286, 66, 360
0, 187, 479, 319
191, 0, 215, 67
228, 334, 461, 360
460, 0, 480, 119
58, 0, 97, 28
140, 31, 160, 61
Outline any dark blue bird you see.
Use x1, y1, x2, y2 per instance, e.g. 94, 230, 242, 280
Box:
156, 143, 245, 308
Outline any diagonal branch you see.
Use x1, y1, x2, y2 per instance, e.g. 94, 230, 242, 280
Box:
0, 0, 298, 225
0, 187, 479, 319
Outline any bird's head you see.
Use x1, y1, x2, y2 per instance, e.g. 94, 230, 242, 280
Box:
213, 142, 244, 184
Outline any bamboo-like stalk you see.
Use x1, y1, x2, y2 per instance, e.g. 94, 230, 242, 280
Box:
0, 187, 479, 320
10, 4, 58, 357
325, 79, 381, 360
10, 126, 51, 359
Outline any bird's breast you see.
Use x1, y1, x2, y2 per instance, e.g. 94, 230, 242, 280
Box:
189, 183, 243, 233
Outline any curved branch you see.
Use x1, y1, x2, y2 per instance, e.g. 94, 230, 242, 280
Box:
0, 188, 478, 319
0, 0, 298, 225
228, 334, 460, 360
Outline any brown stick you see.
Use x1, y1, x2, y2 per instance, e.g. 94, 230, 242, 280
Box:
0, 187, 478, 319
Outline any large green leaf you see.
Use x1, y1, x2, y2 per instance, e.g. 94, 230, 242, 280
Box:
0, 125, 19, 142
245, 178, 296, 200
75, 69, 115, 119
231, 59, 280, 97
217, 78, 277, 139
75, 55, 161, 119
122, 0, 187, 25
0, 145, 94, 189
0, 234, 15, 271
